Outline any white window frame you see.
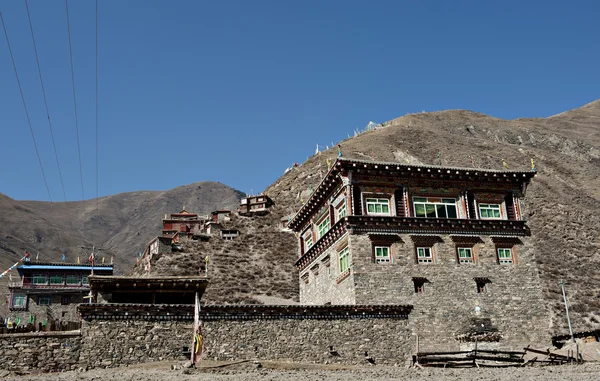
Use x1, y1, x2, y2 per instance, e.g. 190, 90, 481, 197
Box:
32, 274, 47, 285
457, 247, 474, 264
365, 198, 391, 216
374, 246, 391, 264
413, 197, 458, 219
82, 275, 89, 285
12, 295, 26, 308
417, 247, 433, 264
336, 200, 347, 219
498, 248, 513, 264
302, 229, 313, 250
339, 247, 350, 273
479, 203, 502, 219
49, 274, 64, 285
38, 295, 51, 306
65, 275, 80, 285
317, 216, 330, 239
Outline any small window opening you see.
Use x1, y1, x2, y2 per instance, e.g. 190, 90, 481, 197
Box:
413, 278, 429, 294
475, 278, 491, 293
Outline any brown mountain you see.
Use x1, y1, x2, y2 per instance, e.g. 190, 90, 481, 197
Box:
0, 182, 244, 307
265, 99, 600, 334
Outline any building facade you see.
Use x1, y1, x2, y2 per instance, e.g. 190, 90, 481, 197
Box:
8, 262, 113, 327
238, 195, 274, 216
289, 157, 550, 350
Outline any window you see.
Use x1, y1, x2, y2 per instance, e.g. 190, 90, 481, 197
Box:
413, 278, 428, 294
81, 275, 89, 285
12, 295, 26, 308
66, 275, 80, 285
374, 246, 390, 264
413, 197, 457, 218
61, 296, 71, 305
479, 204, 502, 219
49, 275, 63, 285
38, 296, 51, 306
365, 198, 390, 215
457, 248, 474, 264
497, 248, 513, 264
339, 247, 350, 273
32, 274, 47, 285
336, 201, 347, 219
417, 247, 433, 264
317, 217, 330, 239
475, 278, 491, 293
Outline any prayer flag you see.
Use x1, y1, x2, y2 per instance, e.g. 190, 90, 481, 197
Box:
502, 159, 509, 169
77, 256, 80, 264
531, 157, 536, 171
326, 158, 332, 170
61, 253, 66, 261
337, 145, 342, 157
471, 155, 475, 168
438, 151, 442, 165
110, 255, 114, 265
102, 256, 105, 264
36, 252, 39, 260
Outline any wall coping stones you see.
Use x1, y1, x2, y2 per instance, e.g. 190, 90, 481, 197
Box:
0, 330, 81, 339
79, 303, 413, 321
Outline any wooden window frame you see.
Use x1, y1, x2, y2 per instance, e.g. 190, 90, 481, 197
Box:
336, 200, 347, 219
38, 295, 51, 306
457, 247, 475, 264
49, 274, 64, 285
497, 247, 514, 264
416, 247, 433, 264
374, 246, 391, 264
317, 216, 331, 239
338, 246, 350, 273
365, 197, 392, 216
479, 203, 503, 219
413, 197, 458, 219
32, 274, 47, 285
12, 295, 26, 308
65, 275, 80, 285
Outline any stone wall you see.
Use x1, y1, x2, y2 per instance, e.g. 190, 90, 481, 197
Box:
79, 319, 191, 369
0, 331, 81, 372
9, 293, 83, 327
350, 233, 552, 351
299, 232, 356, 305
202, 317, 411, 365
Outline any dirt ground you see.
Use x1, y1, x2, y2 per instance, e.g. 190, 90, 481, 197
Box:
6, 360, 600, 381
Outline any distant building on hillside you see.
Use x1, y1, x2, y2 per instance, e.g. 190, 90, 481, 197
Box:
238, 195, 274, 216
8, 261, 113, 328
288, 157, 550, 351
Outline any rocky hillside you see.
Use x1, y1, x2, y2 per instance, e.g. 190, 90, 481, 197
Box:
132, 211, 298, 305
0, 182, 244, 311
266, 99, 600, 335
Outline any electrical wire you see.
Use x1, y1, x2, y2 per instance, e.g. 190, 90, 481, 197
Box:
25, 0, 67, 202
65, 0, 85, 200
95, 0, 99, 211
1, 12, 53, 202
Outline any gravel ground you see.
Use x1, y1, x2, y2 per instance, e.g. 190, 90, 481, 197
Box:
6, 360, 600, 381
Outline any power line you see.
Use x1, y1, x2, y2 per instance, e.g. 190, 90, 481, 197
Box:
95, 0, 99, 211
1, 12, 53, 203
65, 0, 85, 200
25, 0, 67, 202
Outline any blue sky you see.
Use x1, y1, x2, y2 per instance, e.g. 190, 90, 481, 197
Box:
0, 0, 598, 202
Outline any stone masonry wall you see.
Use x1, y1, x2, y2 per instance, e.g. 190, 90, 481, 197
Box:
202, 317, 412, 365
299, 232, 356, 305
0, 331, 82, 372
79, 320, 191, 369
350, 233, 552, 351
9, 293, 83, 327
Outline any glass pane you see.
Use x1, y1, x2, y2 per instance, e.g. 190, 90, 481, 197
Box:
418, 248, 424, 257
493, 209, 501, 218
436, 204, 447, 218
442, 198, 455, 204
382, 204, 389, 213
368, 204, 375, 212
415, 204, 425, 217
425, 204, 436, 218
447, 206, 457, 218
480, 209, 488, 218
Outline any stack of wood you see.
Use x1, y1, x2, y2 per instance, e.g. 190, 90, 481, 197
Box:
414, 348, 526, 368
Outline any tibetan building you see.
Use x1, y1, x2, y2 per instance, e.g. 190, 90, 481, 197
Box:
8, 261, 113, 327
288, 157, 551, 351
238, 195, 274, 216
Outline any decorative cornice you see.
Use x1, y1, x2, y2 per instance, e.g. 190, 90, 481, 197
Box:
347, 216, 530, 237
